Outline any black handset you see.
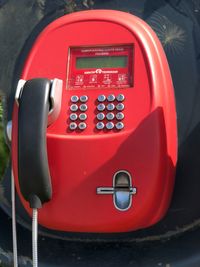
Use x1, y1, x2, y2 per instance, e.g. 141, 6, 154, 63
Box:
17, 78, 62, 208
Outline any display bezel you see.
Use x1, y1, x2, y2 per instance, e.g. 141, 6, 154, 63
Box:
67, 44, 134, 90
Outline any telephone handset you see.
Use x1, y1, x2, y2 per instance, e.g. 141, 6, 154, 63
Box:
12, 10, 177, 233
15, 78, 62, 208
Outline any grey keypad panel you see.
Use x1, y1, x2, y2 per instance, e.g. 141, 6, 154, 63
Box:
68, 94, 125, 132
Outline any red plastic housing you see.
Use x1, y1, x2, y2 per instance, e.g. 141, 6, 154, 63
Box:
12, 10, 177, 233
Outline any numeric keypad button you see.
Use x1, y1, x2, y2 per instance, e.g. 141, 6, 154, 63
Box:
96, 122, 105, 130
69, 122, 77, 130
80, 95, 88, 102
106, 103, 115, 111
70, 113, 78, 121
106, 122, 114, 130
97, 113, 105, 120
97, 103, 106, 111
98, 95, 106, 102
78, 122, 87, 130
116, 122, 124, 130
116, 94, 125, 102
70, 104, 78, 112
116, 103, 124, 111
79, 104, 88, 111
106, 113, 115, 120
107, 94, 115, 102
79, 113, 87, 121
116, 112, 124, 120
71, 95, 79, 103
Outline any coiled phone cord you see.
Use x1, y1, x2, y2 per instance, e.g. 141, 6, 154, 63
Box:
11, 169, 18, 267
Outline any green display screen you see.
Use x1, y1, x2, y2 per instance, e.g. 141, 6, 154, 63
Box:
76, 56, 128, 69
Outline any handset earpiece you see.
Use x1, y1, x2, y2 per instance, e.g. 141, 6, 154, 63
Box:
16, 78, 62, 208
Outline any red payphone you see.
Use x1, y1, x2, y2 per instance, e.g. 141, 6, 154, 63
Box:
11, 10, 177, 234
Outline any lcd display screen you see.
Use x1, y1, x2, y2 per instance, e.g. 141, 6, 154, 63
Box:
76, 56, 128, 69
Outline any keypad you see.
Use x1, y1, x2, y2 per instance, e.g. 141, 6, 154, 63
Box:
68, 93, 125, 132
95, 93, 125, 131
68, 95, 88, 131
